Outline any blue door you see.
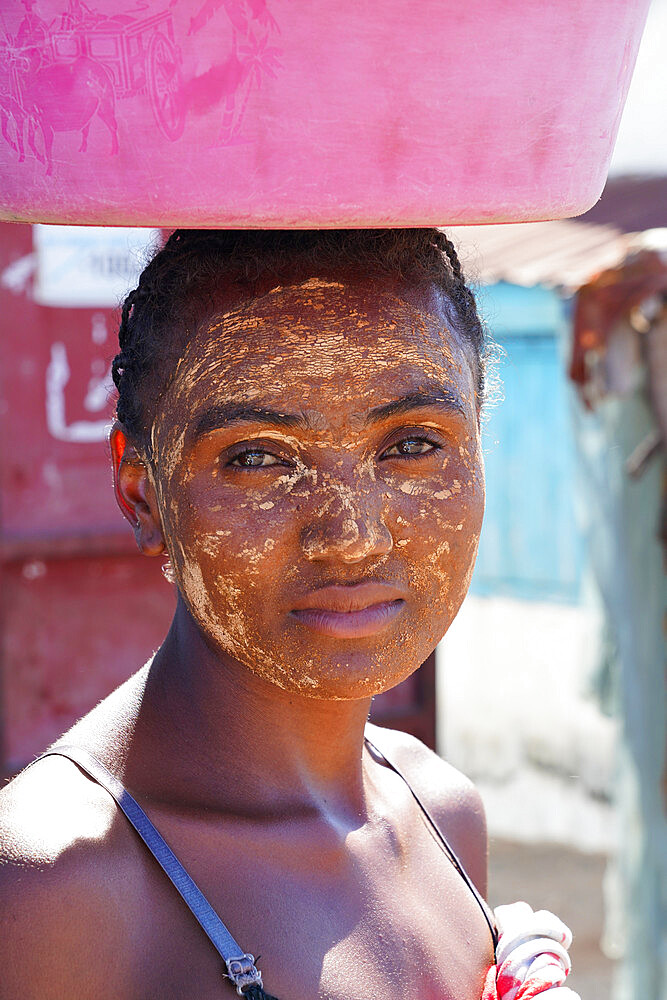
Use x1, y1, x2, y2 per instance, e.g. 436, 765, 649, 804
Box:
471, 283, 583, 604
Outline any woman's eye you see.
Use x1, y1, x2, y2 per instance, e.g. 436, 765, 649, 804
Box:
382, 437, 439, 459
228, 449, 284, 468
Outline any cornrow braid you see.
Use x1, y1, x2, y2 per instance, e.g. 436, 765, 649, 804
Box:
434, 229, 485, 365
112, 229, 486, 450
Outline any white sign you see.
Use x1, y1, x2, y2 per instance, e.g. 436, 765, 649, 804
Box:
45, 341, 113, 443
33, 225, 160, 308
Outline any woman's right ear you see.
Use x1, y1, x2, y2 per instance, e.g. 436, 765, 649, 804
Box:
110, 422, 166, 557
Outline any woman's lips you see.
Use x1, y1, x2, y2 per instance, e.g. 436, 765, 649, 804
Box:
290, 583, 406, 638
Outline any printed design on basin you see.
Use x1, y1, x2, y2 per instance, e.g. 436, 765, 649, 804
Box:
0, 0, 282, 174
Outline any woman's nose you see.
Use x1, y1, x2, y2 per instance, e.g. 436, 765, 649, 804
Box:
300, 481, 393, 564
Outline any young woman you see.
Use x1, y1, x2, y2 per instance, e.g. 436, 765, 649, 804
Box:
0, 229, 576, 1000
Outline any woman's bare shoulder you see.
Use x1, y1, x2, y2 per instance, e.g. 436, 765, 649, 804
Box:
1, 749, 121, 853
366, 723, 488, 896
0, 756, 137, 999
0, 668, 147, 880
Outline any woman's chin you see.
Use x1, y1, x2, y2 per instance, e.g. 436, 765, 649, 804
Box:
241, 646, 428, 702
189, 609, 441, 702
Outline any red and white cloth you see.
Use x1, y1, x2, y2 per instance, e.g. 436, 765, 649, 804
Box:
481, 902, 581, 1000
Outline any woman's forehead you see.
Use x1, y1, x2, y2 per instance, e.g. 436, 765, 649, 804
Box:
169, 278, 468, 393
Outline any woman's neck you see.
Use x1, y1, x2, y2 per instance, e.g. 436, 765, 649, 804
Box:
125, 602, 373, 824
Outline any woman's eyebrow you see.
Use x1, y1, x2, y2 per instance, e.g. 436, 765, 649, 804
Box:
366, 389, 466, 424
191, 402, 307, 440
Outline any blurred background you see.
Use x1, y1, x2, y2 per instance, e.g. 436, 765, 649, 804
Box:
438, 5, 667, 996
0, 3, 665, 999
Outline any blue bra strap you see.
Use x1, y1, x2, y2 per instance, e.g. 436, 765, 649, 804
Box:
32, 745, 263, 997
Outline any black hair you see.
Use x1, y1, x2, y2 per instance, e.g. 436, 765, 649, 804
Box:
112, 228, 485, 450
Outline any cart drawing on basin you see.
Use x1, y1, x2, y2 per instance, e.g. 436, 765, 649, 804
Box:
0, 4, 185, 174
1, 0, 282, 171
48, 9, 186, 141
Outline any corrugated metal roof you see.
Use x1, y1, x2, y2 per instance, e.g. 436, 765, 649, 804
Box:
446, 220, 635, 291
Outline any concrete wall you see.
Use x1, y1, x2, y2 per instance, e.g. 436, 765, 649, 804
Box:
437, 593, 617, 854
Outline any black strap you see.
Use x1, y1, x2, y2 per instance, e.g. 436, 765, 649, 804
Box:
363, 731, 498, 952
29, 745, 264, 996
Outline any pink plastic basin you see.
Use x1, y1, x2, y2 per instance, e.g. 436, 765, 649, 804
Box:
0, 0, 650, 228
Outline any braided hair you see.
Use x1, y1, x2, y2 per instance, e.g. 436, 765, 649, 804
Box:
112, 229, 486, 452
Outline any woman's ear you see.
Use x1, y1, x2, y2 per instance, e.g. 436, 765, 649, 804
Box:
110, 422, 166, 557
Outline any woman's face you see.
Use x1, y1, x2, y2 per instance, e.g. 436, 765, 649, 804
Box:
147, 276, 484, 699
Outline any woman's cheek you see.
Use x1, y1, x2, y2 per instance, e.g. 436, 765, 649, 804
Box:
175, 489, 301, 604
397, 469, 484, 607
166, 511, 308, 691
